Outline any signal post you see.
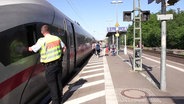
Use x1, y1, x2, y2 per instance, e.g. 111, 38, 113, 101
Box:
123, 0, 150, 71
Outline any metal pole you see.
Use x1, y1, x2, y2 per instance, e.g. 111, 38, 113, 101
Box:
160, 0, 167, 91
112, 34, 114, 44
116, 1, 119, 55
124, 34, 127, 55
115, 1, 120, 55
116, 3, 118, 24
117, 36, 119, 55
139, 0, 142, 70
133, 0, 135, 70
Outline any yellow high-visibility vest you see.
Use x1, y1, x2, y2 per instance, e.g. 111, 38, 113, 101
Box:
39, 35, 62, 63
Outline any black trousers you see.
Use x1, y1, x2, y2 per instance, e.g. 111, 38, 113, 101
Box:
44, 61, 63, 104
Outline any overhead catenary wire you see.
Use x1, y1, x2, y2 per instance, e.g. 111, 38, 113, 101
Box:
65, 0, 89, 27
65, 0, 81, 21
65, 0, 95, 35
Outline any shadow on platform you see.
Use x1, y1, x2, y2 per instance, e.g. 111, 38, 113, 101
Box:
63, 78, 87, 102
128, 54, 133, 69
125, 54, 184, 104
127, 54, 160, 89
142, 64, 160, 89
146, 96, 184, 104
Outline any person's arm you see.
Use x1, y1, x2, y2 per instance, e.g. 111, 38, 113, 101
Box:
63, 46, 66, 53
28, 39, 43, 52
28, 44, 41, 52
28, 47, 33, 52
60, 40, 66, 53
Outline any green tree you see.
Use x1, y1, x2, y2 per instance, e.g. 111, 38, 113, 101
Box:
126, 9, 184, 49
142, 13, 160, 47
126, 24, 133, 46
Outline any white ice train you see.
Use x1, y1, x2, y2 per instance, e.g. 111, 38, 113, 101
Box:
0, 0, 95, 104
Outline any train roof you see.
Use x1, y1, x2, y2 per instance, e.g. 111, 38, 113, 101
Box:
0, 0, 55, 32
0, 0, 48, 6
0, 0, 95, 39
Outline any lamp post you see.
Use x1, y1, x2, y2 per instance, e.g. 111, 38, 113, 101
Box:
111, 0, 122, 55
111, 0, 122, 25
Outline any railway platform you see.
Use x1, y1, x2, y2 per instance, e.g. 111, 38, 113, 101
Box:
61, 51, 179, 104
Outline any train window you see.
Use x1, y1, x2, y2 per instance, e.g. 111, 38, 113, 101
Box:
35, 24, 67, 45
0, 24, 36, 66
26, 25, 37, 46
50, 26, 67, 45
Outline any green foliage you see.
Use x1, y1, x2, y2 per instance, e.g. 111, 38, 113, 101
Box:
167, 10, 184, 49
142, 14, 161, 47
126, 9, 184, 49
126, 24, 133, 45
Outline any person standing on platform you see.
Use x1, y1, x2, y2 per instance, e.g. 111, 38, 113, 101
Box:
28, 25, 66, 104
95, 42, 101, 57
105, 44, 109, 56
111, 44, 116, 56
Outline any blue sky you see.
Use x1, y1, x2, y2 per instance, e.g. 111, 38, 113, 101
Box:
47, 0, 184, 40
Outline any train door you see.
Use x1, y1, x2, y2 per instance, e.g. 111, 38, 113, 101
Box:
0, 23, 47, 104
71, 23, 76, 69
20, 23, 49, 104
66, 20, 76, 74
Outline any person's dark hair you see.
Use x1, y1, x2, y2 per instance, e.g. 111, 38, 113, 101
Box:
42, 25, 50, 32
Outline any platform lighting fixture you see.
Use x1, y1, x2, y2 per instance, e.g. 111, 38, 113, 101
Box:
111, 0, 123, 4
111, 0, 123, 24
111, 0, 122, 55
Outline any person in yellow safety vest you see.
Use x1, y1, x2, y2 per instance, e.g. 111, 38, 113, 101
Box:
28, 25, 66, 104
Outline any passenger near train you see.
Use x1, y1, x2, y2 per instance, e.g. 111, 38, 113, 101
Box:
0, 0, 95, 104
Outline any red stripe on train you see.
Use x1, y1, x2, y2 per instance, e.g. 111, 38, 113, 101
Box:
0, 64, 44, 98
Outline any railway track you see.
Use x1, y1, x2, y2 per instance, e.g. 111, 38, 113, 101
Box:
143, 49, 184, 65
127, 47, 184, 64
